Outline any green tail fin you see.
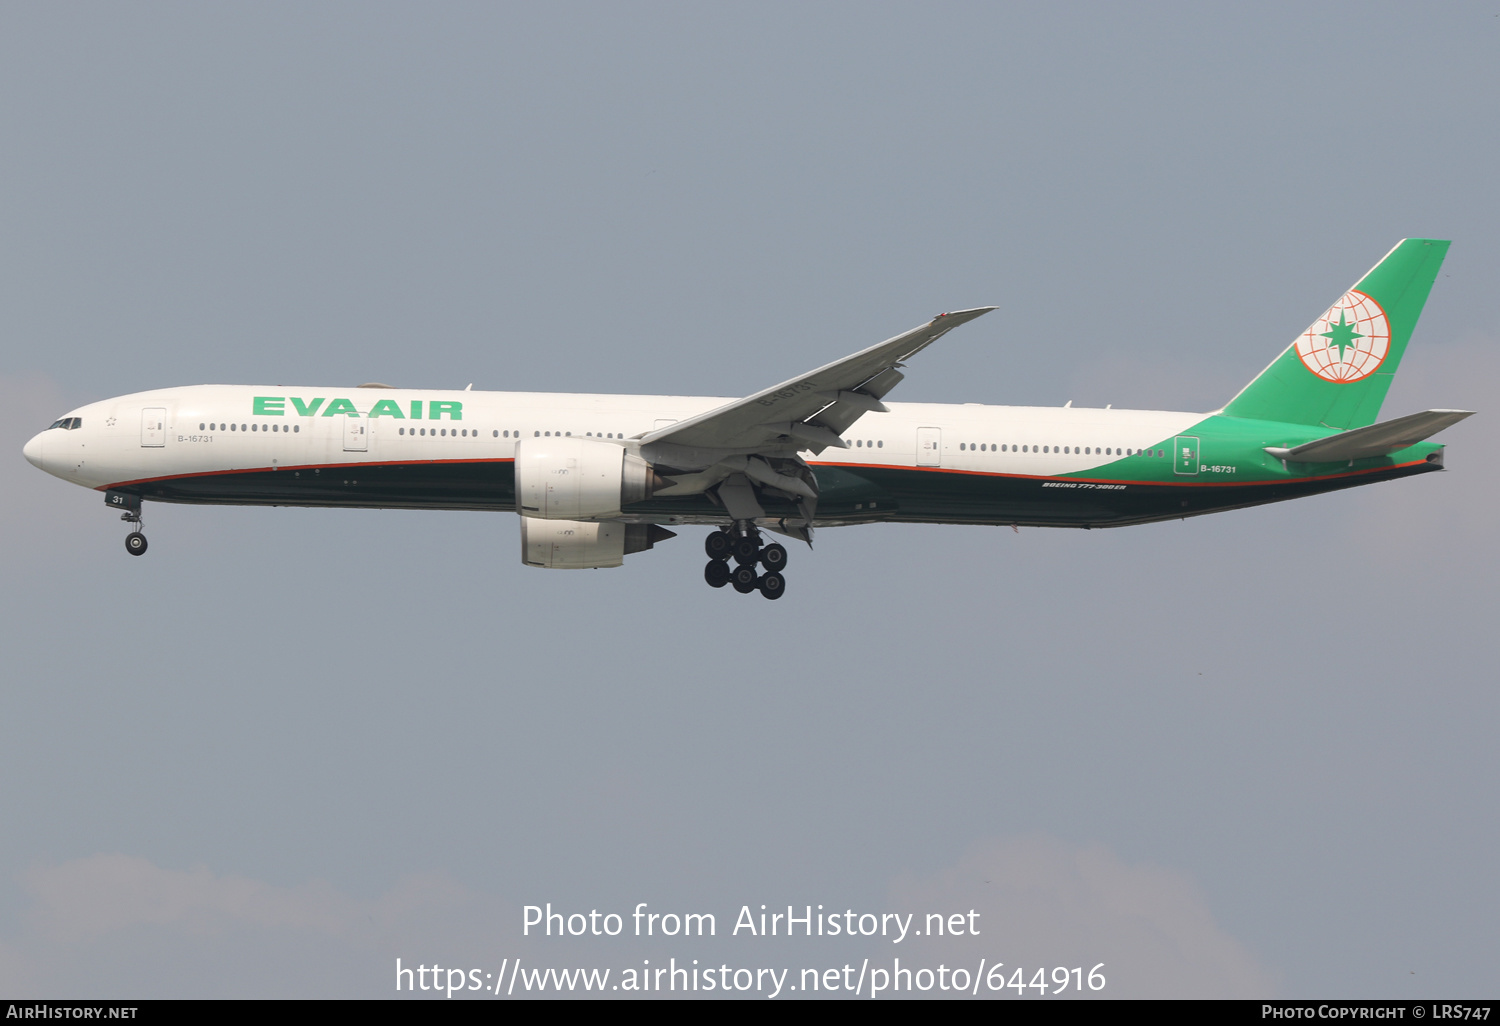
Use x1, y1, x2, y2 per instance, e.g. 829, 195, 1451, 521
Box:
1221, 239, 1449, 429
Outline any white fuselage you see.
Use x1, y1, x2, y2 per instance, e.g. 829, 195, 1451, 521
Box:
23, 384, 1206, 496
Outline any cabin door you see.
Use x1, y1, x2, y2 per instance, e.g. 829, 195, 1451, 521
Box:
1173, 435, 1199, 475
141, 408, 166, 447
916, 427, 942, 467
343, 416, 368, 452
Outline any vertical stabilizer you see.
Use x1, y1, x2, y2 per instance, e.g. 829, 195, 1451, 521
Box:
1221, 239, 1449, 429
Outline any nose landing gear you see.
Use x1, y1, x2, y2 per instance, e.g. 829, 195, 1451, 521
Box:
107, 491, 148, 556
703, 523, 788, 599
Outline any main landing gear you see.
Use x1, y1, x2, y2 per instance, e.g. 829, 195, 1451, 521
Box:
703, 524, 787, 600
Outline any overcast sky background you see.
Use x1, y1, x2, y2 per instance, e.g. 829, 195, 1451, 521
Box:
2, 1, 1497, 999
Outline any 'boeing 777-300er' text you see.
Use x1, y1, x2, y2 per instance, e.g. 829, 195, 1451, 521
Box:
23, 239, 1472, 599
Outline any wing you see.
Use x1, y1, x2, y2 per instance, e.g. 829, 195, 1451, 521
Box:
638, 307, 995, 455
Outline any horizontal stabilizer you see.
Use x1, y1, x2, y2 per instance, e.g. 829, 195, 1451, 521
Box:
1265, 409, 1474, 463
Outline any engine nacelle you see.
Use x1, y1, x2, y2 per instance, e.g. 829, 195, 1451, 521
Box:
515, 436, 660, 520
520, 518, 675, 569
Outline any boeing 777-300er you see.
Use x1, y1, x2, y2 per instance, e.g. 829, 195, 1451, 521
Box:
22, 239, 1473, 599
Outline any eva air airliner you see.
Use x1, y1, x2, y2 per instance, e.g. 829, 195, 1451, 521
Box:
22, 239, 1471, 599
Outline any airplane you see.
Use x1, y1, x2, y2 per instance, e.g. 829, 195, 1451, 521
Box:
22, 239, 1472, 599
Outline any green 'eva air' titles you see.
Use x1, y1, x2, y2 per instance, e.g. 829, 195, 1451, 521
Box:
250, 396, 464, 419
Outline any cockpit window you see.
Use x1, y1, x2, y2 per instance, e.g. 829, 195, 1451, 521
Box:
47, 417, 82, 430
48, 418, 67, 430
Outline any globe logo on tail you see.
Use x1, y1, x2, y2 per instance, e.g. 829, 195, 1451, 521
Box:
1294, 289, 1390, 383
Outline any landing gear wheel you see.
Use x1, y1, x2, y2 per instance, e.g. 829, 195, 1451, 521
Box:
732, 536, 760, 565
760, 543, 788, 572
125, 531, 148, 556
704, 531, 732, 561
731, 563, 759, 593
704, 559, 731, 588
758, 571, 786, 600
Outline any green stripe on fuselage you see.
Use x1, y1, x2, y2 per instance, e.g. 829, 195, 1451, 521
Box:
1058, 413, 1443, 485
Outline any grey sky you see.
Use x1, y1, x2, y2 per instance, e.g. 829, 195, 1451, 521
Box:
2, 1, 1496, 998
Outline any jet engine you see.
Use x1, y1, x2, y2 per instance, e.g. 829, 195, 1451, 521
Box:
520, 518, 675, 569
514, 436, 663, 520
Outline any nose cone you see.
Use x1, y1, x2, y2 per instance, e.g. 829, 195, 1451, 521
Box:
23, 431, 46, 469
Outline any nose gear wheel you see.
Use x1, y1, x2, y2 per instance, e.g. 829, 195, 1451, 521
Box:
118, 503, 148, 556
